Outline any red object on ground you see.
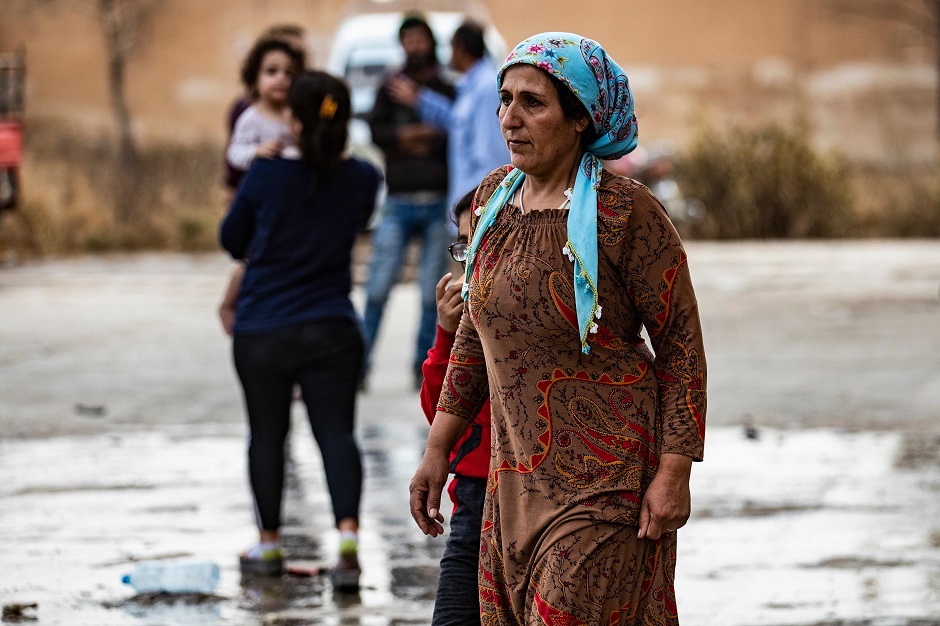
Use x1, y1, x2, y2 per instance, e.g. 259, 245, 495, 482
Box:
0, 121, 22, 168
285, 564, 323, 577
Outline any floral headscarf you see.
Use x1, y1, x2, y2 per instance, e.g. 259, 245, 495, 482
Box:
464, 32, 638, 353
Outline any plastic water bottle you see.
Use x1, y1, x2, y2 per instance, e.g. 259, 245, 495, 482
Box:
121, 560, 220, 594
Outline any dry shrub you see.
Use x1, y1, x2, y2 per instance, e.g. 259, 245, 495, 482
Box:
853, 164, 940, 238
0, 120, 228, 257
676, 124, 855, 239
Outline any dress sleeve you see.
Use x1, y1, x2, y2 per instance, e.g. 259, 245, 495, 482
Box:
434, 178, 503, 420
436, 300, 489, 421
622, 186, 707, 461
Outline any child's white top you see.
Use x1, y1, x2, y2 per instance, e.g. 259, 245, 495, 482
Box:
226, 105, 297, 170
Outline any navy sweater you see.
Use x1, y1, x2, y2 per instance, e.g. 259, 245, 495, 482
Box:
219, 157, 380, 334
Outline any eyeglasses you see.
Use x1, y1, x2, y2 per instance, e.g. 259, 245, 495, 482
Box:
448, 242, 468, 263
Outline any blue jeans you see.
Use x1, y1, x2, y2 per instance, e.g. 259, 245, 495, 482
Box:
432, 477, 486, 626
363, 194, 450, 372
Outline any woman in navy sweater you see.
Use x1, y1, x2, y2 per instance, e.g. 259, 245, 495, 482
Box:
220, 71, 380, 589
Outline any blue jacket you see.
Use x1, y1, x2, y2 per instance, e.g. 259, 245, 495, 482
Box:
418, 59, 510, 211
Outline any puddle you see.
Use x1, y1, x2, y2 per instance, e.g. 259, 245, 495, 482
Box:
0, 425, 936, 625
1, 249, 938, 624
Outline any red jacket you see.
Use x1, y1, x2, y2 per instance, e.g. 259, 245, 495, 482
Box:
420, 325, 492, 512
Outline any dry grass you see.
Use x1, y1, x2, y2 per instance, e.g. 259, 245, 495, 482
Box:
677, 123, 855, 239
851, 164, 940, 238
1, 120, 936, 258
676, 122, 940, 240
0, 120, 228, 258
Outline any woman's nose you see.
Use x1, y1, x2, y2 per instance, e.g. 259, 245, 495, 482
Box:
500, 103, 519, 130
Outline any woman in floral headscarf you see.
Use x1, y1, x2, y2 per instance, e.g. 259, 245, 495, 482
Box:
410, 33, 706, 625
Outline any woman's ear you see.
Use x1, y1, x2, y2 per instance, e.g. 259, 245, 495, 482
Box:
575, 116, 590, 133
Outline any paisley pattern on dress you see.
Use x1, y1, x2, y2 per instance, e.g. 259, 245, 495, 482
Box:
441, 168, 706, 625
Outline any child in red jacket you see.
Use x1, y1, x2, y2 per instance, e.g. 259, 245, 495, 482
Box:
419, 188, 491, 625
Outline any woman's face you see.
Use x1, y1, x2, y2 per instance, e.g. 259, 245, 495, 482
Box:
498, 64, 587, 179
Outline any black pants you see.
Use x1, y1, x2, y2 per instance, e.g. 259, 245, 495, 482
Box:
233, 321, 364, 531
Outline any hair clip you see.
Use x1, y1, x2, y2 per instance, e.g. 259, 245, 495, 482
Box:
319, 94, 338, 120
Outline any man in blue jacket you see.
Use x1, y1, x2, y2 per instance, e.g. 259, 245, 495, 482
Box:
388, 20, 510, 217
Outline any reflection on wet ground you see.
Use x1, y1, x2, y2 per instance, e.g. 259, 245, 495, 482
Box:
1, 248, 939, 624
0, 419, 446, 625
1, 422, 938, 625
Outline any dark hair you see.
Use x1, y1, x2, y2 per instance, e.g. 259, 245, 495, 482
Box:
453, 187, 476, 223
399, 14, 438, 63
451, 21, 485, 61
399, 14, 434, 42
240, 38, 306, 97
546, 72, 600, 151
262, 24, 305, 41
289, 71, 351, 173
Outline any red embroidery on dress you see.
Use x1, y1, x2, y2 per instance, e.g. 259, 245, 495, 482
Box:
534, 589, 588, 625
651, 251, 687, 337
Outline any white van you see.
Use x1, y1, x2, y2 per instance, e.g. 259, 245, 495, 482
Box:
326, 10, 506, 161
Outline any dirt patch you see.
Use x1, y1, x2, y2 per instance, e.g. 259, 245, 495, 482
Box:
102, 592, 225, 609
2, 602, 38, 623
13, 483, 155, 496
895, 433, 940, 471
795, 621, 940, 626
805, 557, 913, 569
695, 501, 823, 519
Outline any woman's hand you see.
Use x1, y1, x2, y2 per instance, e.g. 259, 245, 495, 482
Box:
435, 273, 465, 333
637, 453, 693, 541
218, 303, 236, 336
217, 263, 245, 337
409, 448, 450, 537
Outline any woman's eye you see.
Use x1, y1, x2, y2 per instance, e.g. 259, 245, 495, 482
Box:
527, 97, 542, 107
499, 95, 512, 105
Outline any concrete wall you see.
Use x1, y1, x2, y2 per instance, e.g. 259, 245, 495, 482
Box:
0, 0, 935, 163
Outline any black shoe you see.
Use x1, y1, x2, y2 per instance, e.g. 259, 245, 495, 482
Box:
330, 555, 360, 592
239, 546, 284, 577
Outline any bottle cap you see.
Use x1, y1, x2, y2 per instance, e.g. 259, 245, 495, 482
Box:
121, 574, 131, 584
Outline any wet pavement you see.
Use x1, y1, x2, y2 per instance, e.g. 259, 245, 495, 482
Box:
0, 242, 938, 625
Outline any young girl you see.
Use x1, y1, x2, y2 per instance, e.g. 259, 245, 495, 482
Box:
219, 37, 305, 336
225, 37, 306, 175
220, 71, 381, 590
224, 25, 307, 193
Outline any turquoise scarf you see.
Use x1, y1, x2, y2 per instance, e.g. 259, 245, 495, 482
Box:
464, 33, 638, 353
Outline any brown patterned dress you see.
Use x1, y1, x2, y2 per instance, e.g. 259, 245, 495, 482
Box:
437, 168, 707, 625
